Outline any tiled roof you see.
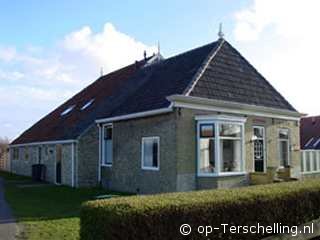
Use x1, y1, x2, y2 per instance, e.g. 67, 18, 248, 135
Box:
12, 39, 298, 145
189, 41, 296, 111
300, 116, 320, 150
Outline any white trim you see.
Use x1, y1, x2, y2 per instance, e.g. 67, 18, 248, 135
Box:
195, 114, 247, 123
301, 150, 320, 174
185, 40, 225, 96
252, 126, 267, 173
101, 124, 113, 167
167, 95, 302, 121
141, 136, 160, 171
98, 124, 101, 182
197, 119, 246, 177
71, 142, 75, 187
96, 108, 173, 124
10, 139, 77, 148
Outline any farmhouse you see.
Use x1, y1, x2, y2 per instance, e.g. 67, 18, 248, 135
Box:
9, 36, 302, 193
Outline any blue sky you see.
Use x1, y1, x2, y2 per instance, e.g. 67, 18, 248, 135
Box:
1, 0, 320, 140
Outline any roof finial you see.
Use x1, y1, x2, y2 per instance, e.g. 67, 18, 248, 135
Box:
100, 67, 104, 77
157, 41, 161, 60
218, 22, 224, 39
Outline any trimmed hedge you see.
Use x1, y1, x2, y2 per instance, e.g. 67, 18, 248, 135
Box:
80, 179, 320, 240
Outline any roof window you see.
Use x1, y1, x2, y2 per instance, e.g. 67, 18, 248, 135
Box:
81, 99, 95, 110
313, 138, 320, 148
304, 137, 314, 147
61, 105, 75, 116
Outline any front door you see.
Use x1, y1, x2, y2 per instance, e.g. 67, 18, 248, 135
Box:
253, 126, 265, 172
56, 145, 62, 184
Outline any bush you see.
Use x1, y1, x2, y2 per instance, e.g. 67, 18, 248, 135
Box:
80, 179, 320, 240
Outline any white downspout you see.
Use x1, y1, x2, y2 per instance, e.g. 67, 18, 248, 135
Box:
98, 124, 101, 183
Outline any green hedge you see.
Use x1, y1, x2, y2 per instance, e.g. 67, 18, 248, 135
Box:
80, 179, 320, 240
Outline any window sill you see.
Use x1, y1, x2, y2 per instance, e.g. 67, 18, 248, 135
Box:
101, 164, 112, 167
197, 172, 247, 177
142, 167, 159, 171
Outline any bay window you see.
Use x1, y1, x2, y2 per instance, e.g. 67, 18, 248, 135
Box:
197, 117, 245, 176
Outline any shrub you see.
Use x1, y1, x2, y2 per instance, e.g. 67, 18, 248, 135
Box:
80, 179, 320, 240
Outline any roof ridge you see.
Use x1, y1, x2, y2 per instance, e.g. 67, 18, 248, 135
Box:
183, 39, 225, 96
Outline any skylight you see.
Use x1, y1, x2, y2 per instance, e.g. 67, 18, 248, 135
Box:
81, 99, 95, 110
60, 105, 75, 116
304, 137, 314, 147
313, 138, 320, 148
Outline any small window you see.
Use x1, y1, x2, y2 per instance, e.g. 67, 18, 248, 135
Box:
13, 148, 19, 160
81, 99, 95, 110
102, 125, 113, 166
142, 137, 159, 170
24, 147, 29, 161
61, 105, 75, 116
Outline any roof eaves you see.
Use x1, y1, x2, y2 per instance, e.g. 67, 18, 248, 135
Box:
183, 39, 225, 96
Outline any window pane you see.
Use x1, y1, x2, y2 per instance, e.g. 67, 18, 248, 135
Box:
301, 152, 304, 172
280, 141, 289, 166
199, 139, 215, 173
103, 126, 113, 165
219, 124, 241, 138
254, 127, 264, 139
220, 139, 242, 172
279, 129, 289, 139
200, 124, 214, 138
313, 151, 317, 171
306, 152, 311, 172
143, 138, 159, 168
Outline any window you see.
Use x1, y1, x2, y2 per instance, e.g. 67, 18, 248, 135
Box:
13, 148, 19, 160
102, 125, 113, 166
81, 99, 94, 110
301, 150, 320, 173
279, 129, 290, 167
199, 124, 215, 173
304, 137, 314, 148
141, 137, 159, 170
197, 119, 245, 176
253, 126, 265, 172
24, 147, 29, 161
61, 105, 75, 116
219, 124, 242, 173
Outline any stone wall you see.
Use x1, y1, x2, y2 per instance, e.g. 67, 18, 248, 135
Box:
10, 143, 74, 186
77, 124, 99, 187
101, 112, 177, 194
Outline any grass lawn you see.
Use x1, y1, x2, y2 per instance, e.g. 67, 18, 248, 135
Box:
0, 170, 126, 240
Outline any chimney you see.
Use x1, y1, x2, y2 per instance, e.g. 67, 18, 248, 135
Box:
143, 50, 147, 61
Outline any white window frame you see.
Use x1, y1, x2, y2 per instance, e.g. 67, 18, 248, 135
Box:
278, 128, 290, 168
301, 150, 320, 174
102, 124, 113, 167
196, 115, 246, 177
141, 136, 160, 171
252, 126, 266, 173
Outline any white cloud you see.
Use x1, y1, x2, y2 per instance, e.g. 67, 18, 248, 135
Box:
63, 23, 157, 72
233, 0, 320, 116
0, 22, 156, 140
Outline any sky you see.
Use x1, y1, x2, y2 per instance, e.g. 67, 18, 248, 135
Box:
0, 0, 319, 140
